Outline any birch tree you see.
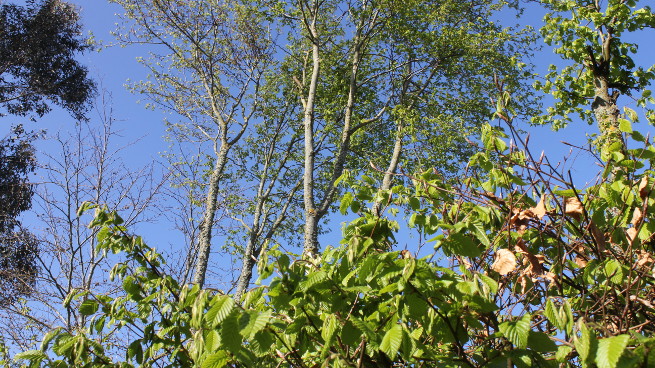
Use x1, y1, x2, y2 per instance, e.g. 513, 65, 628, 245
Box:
270, 0, 537, 255
111, 0, 536, 292
110, 0, 275, 287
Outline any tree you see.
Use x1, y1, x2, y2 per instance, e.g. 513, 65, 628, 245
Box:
0, 96, 163, 353
255, 0, 537, 256
0, 0, 95, 309
110, 0, 276, 288
111, 0, 537, 295
0, 125, 38, 307
0, 0, 95, 120
534, 0, 655, 153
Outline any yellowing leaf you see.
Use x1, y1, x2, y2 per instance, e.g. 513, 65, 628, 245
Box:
491, 249, 516, 275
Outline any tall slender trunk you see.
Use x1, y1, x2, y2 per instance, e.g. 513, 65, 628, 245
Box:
592, 75, 621, 150
235, 232, 260, 299
193, 145, 229, 287
302, 20, 321, 256
303, 15, 368, 256
372, 123, 403, 216
588, 21, 622, 152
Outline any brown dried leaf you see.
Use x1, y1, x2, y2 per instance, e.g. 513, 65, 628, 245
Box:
514, 238, 529, 254
626, 227, 638, 243
639, 177, 650, 200
461, 257, 472, 270
564, 197, 584, 217
518, 275, 529, 294
531, 194, 547, 220
575, 255, 588, 267
543, 272, 558, 286
400, 250, 413, 259
631, 207, 644, 227
636, 250, 654, 268
491, 249, 516, 275
509, 211, 530, 235
523, 253, 545, 277
589, 221, 606, 252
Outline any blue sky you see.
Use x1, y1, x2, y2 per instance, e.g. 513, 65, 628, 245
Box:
2, 0, 655, 283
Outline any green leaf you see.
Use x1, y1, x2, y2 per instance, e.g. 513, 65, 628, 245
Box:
468, 221, 490, 247
301, 270, 327, 291
201, 351, 230, 368
604, 259, 624, 285
127, 340, 143, 364
596, 335, 630, 368
340, 192, 354, 215
528, 331, 557, 352
499, 314, 531, 349
574, 321, 597, 364
445, 233, 482, 258
379, 323, 403, 359
40, 327, 63, 351
624, 107, 638, 122
321, 314, 338, 343
619, 118, 632, 133
79, 299, 99, 316
242, 310, 271, 338
206, 296, 235, 328
14, 350, 47, 361
556, 345, 573, 362
220, 313, 242, 354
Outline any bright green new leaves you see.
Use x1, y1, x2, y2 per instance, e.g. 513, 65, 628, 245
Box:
499, 314, 531, 349
379, 324, 403, 360
535, 0, 655, 135
596, 335, 630, 368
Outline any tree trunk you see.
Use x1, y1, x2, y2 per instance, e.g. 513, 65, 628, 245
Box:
193, 145, 229, 287
372, 123, 403, 216
592, 75, 622, 150
302, 19, 321, 257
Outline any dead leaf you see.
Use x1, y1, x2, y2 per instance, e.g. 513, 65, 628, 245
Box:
575, 255, 588, 267
574, 243, 589, 267
639, 177, 650, 200
514, 238, 529, 253
518, 275, 529, 294
514, 239, 546, 278
631, 207, 644, 227
491, 249, 516, 275
531, 194, 547, 220
400, 250, 413, 259
589, 221, 607, 252
461, 257, 472, 270
565, 197, 584, 218
543, 272, 558, 287
509, 209, 530, 235
636, 250, 654, 268
627, 227, 638, 243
